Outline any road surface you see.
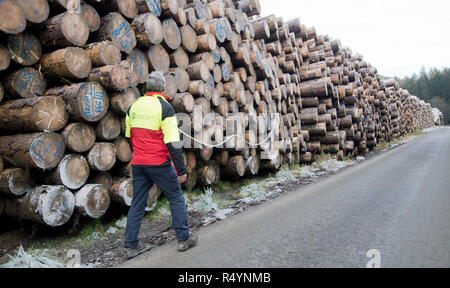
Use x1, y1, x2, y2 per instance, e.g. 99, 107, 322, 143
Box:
120, 127, 450, 268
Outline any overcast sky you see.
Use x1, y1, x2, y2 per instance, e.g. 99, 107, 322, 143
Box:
259, 0, 450, 78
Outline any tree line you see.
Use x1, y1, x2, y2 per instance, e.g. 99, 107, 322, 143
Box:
394, 67, 449, 124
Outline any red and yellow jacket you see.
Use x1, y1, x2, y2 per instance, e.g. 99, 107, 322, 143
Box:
126, 92, 186, 176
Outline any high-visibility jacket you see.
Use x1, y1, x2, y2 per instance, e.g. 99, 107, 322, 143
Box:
126, 92, 186, 176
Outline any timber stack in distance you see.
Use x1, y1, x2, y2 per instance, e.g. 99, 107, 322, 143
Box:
0, 0, 436, 228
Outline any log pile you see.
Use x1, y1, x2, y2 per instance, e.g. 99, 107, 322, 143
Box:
0, 0, 436, 227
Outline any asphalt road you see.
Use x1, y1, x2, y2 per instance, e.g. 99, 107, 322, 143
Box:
121, 127, 450, 268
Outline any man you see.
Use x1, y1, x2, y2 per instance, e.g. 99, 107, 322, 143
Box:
124, 71, 198, 260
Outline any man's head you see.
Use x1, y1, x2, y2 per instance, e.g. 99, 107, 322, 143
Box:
146, 71, 166, 92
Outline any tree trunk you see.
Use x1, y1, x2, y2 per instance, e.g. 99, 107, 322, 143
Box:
45, 82, 109, 122
110, 178, 133, 206
0, 168, 33, 197
3, 185, 75, 227
0, 132, 65, 169
96, 111, 121, 141
46, 154, 90, 190
40, 11, 90, 47
4, 67, 47, 99
74, 184, 110, 218
88, 143, 117, 171
81, 4, 101, 32
0, 0, 27, 34
0, 96, 68, 132
85, 41, 121, 67
110, 87, 140, 114
114, 137, 133, 163
94, 12, 136, 54
147, 44, 170, 74
40, 47, 92, 80
132, 13, 163, 47
61, 123, 96, 153
7, 33, 42, 66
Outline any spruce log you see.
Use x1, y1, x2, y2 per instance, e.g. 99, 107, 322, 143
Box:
238, 0, 261, 17
132, 13, 163, 47
162, 18, 182, 51
187, 61, 211, 82
180, 25, 198, 53
135, 0, 162, 16
88, 143, 117, 171
126, 48, 149, 84
110, 178, 133, 206
146, 184, 162, 211
181, 172, 197, 190
197, 33, 217, 52
40, 47, 92, 80
87, 65, 133, 91
147, 44, 170, 74
114, 137, 133, 163
170, 47, 189, 69
81, 4, 101, 32
61, 123, 96, 153
0, 132, 65, 169
0, 168, 33, 197
85, 41, 121, 67
85, 0, 138, 19
15, 0, 49, 23
0, 45, 10, 71
74, 184, 110, 218
88, 171, 113, 191
0, 0, 26, 34
7, 33, 42, 66
224, 155, 245, 177
3, 185, 75, 227
45, 82, 109, 122
40, 11, 90, 47
197, 161, 220, 186
0, 96, 68, 132
171, 92, 195, 113
163, 74, 178, 100
94, 12, 136, 54
4, 67, 47, 99
245, 156, 260, 175
96, 112, 121, 141
110, 87, 140, 114
169, 68, 190, 93
47, 154, 90, 190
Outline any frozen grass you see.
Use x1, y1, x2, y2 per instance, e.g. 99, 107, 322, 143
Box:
188, 187, 218, 213
0, 246, 64, 268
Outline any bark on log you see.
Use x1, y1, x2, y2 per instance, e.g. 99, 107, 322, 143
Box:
85, 41, 121, 67
46, 154, 90, 190
88, 143, 117, 171
0, 0, 27, 34
74, 184, 110, 218
3, 185, 75, 227
45, 82, 109, 122
61, 123, 96, 153
0, 168, 33, 197
40, 47, 92, 80
0, 96, 68, 132
110, 87, 140, 114
0, 132, 65, 169
7, 33, 42, 66
87, 65, 133, 91
40, 11, 90, 47
110, 178, 133, 206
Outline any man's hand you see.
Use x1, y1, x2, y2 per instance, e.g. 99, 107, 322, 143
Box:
178, 174, 187, 184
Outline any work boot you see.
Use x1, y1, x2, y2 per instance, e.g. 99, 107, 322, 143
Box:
177, 232, 198, 252
126, 243, 153, 260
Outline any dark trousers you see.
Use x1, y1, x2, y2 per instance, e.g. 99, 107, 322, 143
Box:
124, 165, 190, 248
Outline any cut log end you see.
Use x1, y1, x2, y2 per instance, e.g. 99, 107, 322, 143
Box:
0, 0, 26, 34
75, 184, 110, 219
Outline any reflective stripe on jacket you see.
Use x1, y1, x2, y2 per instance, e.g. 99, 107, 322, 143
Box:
126, 92, 186, 175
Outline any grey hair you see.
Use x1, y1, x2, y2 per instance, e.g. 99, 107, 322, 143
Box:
146, 71, 166, 92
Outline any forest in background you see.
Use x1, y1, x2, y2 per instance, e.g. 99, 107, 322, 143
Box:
394, 67, 449, 124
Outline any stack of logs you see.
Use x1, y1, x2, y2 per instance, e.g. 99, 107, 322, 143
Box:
0, 0, 435, 228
